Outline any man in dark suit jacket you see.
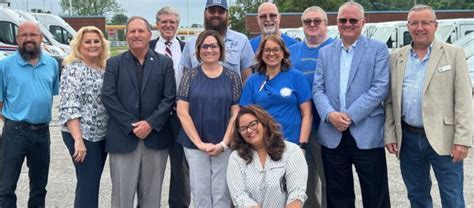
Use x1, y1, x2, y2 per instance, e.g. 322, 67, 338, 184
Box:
149, 6, 190, 208
102, 16, 175, 207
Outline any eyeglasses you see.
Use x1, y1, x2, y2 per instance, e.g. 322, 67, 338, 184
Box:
408, 20, 436, 27
303, 19, 323, 26
263, 47, 282, 55
259, 13, 278, 21
200, 43, 219, 50
18, 32, 40, 39
207, 7, 226, 15
238, 120, 259, 134
338, 18, 361, 25
159, 20, 177, 25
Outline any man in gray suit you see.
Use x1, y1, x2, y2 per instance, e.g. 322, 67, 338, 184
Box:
312, 2, 390, 207
384, 4, 472, 207
102, 16, 176, 207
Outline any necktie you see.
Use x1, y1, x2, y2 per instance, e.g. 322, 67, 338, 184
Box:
165, 41, 172, 58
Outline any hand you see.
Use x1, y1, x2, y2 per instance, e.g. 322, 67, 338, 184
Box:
385, 143, 398, 154
73, 139, 87, 163
206, 143, 224, 156
197, 142, 214, 152
132, 120, 153, 139
451, 144, 469, 163
328, 112, 351, 132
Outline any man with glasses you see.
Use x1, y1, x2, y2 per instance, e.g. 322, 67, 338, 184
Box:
313, 2, 390, 207
0, 21, 59, 207
180, 0, 254, 82
149, 6, 190, 207
250, 2, 298, 52
385, 4, 472, 207
289, 6, 333, 208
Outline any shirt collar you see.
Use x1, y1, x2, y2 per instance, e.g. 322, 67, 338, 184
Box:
158, 34, 178, 44
17, 51, 47, 67
340, 39, 357, 52
409, 42, 433, 60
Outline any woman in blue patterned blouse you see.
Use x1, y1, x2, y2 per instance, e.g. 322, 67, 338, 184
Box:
58, 26, 109, 208
227, 105, 308, 208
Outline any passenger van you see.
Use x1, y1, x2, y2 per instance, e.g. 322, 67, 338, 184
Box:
32, 13, 76, 45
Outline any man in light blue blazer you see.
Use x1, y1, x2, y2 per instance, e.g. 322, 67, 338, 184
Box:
312, 2, 390, 207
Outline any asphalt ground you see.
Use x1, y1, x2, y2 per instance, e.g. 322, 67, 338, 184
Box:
10, 96, 474, 207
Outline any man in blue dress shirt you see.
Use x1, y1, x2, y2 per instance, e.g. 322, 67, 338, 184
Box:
0, 21, 59, 208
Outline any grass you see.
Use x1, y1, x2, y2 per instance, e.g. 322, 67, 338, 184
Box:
110, 46, 128, 56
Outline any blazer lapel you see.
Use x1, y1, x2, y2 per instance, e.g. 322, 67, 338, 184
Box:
347, 37, 367, 87
331, 40, 342, 101
141, 50, 156, 95
124, 52, 139, 95
423, 40, 443, 94
396, 47, 410, 107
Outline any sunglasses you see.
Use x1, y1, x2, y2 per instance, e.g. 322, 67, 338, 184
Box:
200, 43, 219, 49
338, 18, 361, 25
303, 19, 323, 26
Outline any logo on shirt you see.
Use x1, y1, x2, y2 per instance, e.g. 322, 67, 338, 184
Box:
280, 87, 292, 97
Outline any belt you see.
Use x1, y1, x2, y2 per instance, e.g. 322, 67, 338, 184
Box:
6, 119, 49, 131
402, 121, 425, 134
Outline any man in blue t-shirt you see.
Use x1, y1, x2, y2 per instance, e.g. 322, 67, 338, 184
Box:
288, 6, 334, 208
249, 2, 298, 52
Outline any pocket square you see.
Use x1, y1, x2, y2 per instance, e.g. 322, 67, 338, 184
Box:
438, 65, 452, 73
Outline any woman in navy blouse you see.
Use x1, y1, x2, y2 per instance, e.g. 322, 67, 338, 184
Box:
176, 30, 242, 207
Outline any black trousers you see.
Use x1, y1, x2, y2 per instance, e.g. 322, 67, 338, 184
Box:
321, 130, 390, 208
167, 111, 190, 208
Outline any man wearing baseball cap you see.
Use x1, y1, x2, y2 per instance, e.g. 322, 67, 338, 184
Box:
180, 0, 255, 82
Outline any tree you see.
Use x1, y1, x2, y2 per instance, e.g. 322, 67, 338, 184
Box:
228, 0, 260, 34
59, 0, 124, 17
109, 13, 128, 41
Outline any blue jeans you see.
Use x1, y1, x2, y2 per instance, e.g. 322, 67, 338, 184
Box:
62, 132, 107, 208
0, 119, 50, 208
400, 127, 465, 208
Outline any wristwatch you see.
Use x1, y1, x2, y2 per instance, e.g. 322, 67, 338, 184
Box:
299, 142, 309, 150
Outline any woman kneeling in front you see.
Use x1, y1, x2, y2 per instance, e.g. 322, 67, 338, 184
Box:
227, 105, 308, 208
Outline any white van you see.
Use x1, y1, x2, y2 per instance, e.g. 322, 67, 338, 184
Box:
14, 10, 71, 54
0, 6, 67, 58
32, 13, 76, 45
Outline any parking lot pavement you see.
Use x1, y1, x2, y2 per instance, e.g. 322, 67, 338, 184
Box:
11, 97, 474, 207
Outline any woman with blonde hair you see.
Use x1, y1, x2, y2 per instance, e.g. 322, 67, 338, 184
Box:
59, 26, 110, 208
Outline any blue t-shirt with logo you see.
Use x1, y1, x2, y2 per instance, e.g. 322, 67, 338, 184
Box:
240, 69, 311, 144
289, 38, 334, 131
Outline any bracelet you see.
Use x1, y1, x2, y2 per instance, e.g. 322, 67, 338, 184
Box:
220, 141, 229, 151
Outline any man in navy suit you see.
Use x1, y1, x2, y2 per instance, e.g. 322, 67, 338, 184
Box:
312, 2, 390, 207
102, 16, 175, 207
149, 6, 190, 208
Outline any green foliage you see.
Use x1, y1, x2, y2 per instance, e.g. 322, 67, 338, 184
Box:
228, 0, 260, 34
59, 0, 124, 17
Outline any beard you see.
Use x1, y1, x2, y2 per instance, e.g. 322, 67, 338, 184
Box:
205, 16, 228, 36
262, 26, 277, 35
19, 41, 41, 61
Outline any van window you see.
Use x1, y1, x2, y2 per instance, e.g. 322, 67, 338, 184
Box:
465, 30, 474, 36
0, 21, 18, 45
403, 31, 412, 46
50, 25, 73, 45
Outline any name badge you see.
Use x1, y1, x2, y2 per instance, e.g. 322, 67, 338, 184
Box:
438, 65, 452, 73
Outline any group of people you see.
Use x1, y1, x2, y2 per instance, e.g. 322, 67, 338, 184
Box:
0, 0, 471, 207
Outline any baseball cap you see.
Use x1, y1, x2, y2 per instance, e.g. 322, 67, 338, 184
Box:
205, 0, 228, 10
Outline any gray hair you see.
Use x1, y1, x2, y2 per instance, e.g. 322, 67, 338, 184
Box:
301, 6, 328, 23
338, 2, 365, 19
409, 4, 437, 20
156, 6, 180, 23
126, 16, 152, 32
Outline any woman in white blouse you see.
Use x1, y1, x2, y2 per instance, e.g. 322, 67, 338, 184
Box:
59, 26, 109, 208
227, 105, 308, 208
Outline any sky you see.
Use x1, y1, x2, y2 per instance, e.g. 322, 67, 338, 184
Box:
10, 0, 237, 27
